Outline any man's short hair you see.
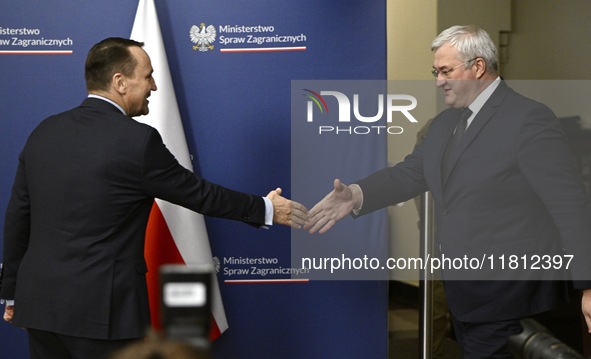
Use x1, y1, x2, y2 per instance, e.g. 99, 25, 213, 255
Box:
431, 25, 498, 73
85, 37, 144, 92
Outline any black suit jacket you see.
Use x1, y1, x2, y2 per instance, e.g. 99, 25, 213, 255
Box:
2, 98, 266, 339
355, 81, 591, 322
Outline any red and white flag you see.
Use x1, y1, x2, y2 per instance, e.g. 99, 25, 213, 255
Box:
130, 0, 228, 338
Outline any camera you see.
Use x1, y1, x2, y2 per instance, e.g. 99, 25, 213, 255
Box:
159, 264, 212, 350
509, 318, 585, 359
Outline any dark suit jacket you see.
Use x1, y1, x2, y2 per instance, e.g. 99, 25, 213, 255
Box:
2, 98, 266, 339
355, 81, 591, 322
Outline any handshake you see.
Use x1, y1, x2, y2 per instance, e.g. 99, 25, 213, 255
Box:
267, 179, 358, 233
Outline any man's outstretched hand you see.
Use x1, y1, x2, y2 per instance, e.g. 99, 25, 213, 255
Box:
3, 305, 13, 324
304, 179, 362, 234
266, 188, 308, 229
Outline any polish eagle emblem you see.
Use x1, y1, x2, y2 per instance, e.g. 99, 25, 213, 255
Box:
190, 23, 216, 52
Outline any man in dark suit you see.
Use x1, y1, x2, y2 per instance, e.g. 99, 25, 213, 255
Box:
305, 25, 591, 358
1, 37, 307, 359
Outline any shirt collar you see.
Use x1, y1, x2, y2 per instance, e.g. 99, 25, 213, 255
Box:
87, 94, 127, 115
467, 76, 501, 116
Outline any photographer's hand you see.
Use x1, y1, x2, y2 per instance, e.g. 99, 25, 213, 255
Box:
582, 289, 591, 332
3, 305, 13, 324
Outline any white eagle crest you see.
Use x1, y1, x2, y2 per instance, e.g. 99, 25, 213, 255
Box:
190, 23, 216, 52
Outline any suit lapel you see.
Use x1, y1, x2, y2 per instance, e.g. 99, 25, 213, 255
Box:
440, 81, 509, 186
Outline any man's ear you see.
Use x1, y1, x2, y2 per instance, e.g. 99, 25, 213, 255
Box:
112, 73, 126, 94
474, 58, 487, 79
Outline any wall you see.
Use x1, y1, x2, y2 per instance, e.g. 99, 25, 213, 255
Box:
502, 0, 591, 80
386, 0, 438, 283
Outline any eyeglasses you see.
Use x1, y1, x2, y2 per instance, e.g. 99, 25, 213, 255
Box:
431, 58, 478, 78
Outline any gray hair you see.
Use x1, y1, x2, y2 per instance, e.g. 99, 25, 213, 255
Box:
431, 25, 498, 73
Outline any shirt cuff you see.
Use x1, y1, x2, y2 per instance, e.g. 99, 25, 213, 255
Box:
2, 299, 14, 306
349, 184, 364, 216
263, 196, 273, 227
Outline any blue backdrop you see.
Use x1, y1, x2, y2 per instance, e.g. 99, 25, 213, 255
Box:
0, 1, 388, 358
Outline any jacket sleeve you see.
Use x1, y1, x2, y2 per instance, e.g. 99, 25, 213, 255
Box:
139, 128, 266, 227
354, 140, 428, 217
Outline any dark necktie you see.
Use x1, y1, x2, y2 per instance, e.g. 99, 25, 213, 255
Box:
442, 108, 472, 179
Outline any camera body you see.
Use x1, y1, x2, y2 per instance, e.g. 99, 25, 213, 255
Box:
159, 264, 212, 349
